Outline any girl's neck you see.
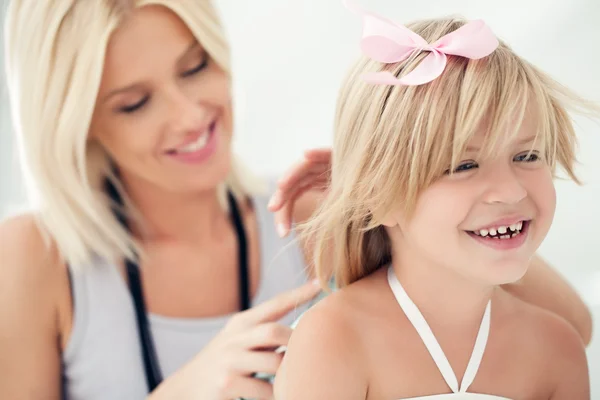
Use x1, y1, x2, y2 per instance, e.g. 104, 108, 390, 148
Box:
388, 233, 495, 333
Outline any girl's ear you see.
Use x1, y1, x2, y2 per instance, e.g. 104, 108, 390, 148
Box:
380, 211, 399, 228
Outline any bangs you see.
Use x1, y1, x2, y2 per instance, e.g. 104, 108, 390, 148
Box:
334, 20, 580, 219
447, 48, 559, 174
306, 14, 594, 287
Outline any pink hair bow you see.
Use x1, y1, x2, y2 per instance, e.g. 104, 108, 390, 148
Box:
344, 0, 499, 86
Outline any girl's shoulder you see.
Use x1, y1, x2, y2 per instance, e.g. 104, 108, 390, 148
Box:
275, 280, 372, 399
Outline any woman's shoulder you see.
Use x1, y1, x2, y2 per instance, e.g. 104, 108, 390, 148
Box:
2, 209, 65, 251
0, 213, 76, 397
0, 212, 68, 320
0, 212, 64, 272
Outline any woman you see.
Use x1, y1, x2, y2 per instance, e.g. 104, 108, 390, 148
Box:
1, 2, 319, 399
0, 1, 591, 400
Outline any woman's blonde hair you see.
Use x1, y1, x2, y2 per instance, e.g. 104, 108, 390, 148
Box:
4, 0, 260, 267
304, 16, 598, 288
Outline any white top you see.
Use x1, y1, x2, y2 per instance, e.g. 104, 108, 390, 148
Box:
61, 186, 312, 400
387, 266, 512, 400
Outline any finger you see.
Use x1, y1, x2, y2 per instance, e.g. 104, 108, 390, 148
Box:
279, 170, 330, 211
226, 376, 273, 400
235, 282, 321, 327
278, 159, 310, 189
274, 173, 326, 236
239, 323, 293, 350
279, 163, 330, 192
274, 171, 321, 213
304, 148, 332, 162
274, 180, 317, 237
277, 154, 330, 189
269, 164, 330, 206
277, 162, 325, 193
234, 349, 285, 375
269, 166, 328, 212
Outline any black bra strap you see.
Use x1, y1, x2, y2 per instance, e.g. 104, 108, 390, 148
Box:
126, 190, 250, 392
228, 190, 250, 311
126, 260, 163, 391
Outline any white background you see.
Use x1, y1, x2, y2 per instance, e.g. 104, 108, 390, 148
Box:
1, 0, 599, 393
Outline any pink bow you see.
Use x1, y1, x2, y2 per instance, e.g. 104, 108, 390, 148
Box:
344, 0, 499, 86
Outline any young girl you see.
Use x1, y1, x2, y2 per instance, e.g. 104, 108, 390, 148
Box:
274, 2, 595, 399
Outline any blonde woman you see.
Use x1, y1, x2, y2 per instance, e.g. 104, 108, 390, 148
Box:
274, 5, 597, 400
0, 2, 324, 399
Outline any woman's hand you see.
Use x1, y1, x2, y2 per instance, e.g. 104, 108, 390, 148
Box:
268, 148, 332, 237
148, 281, 321, 400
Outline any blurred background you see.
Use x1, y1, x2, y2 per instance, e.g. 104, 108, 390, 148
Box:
1, 0, 599, 393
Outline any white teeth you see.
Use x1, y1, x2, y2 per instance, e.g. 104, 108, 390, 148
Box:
472, 220, 527, 240
176, 132, 209, 153
473, 220, 526, 239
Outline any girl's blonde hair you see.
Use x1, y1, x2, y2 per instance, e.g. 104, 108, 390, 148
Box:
4, 0, 261, 267
304, 16, 597, 288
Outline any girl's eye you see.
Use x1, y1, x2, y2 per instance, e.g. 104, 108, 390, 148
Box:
445, 161, 479, 175
514, 151, 540, 163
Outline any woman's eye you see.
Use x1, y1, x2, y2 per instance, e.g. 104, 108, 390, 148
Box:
445, 161, 479, 175
118, 96, 149, 114
514, 151, 541, 163
182, 58, 208, 78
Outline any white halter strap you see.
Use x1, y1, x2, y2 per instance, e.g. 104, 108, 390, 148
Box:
387, 266, 491, 393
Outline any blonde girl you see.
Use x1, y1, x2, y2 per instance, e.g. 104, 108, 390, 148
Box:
275, 2, 597, 399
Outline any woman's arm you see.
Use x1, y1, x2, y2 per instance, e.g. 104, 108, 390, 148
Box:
543, 311, 590, 399
0, 215, 66, 400
501, 254, 593, 346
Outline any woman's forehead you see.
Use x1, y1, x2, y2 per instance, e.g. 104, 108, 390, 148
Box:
99, 6, 199, 96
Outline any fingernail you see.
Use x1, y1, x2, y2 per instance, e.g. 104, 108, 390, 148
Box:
277, 223, 288, 237
268, 192, 280, 209
275, 345, 287, 354
311, 278, 321, 286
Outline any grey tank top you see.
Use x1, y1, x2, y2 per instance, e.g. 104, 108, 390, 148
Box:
62, 188, 311, 400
